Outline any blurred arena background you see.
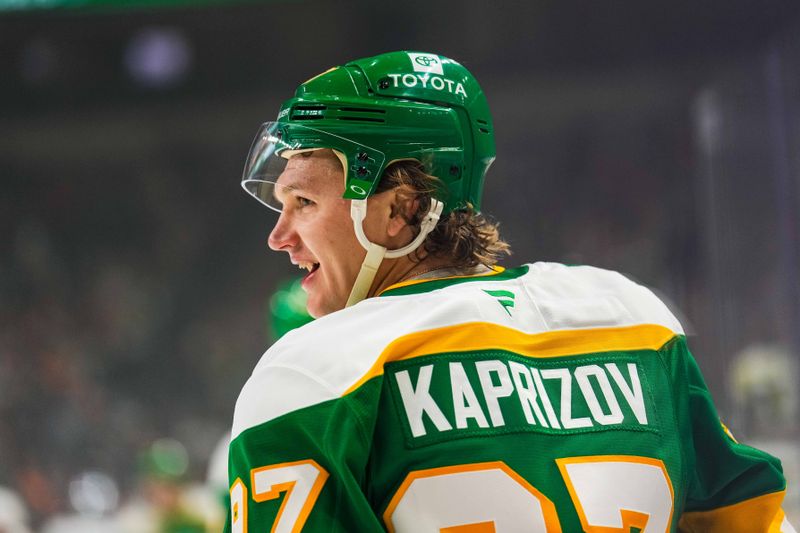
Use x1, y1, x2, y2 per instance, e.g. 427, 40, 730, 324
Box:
1, 0, 800, 530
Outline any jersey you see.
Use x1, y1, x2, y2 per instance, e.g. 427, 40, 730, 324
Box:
226, 263, 794, 532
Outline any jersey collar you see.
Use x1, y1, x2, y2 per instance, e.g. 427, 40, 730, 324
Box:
378, 264, 529, 297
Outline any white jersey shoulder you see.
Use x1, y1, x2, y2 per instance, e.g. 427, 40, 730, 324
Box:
232, 262, 684, 438
523, 262, 684, 334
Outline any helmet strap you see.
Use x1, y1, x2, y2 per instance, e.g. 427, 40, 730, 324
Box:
345, 242, 386, 307
345, 198, 443, 307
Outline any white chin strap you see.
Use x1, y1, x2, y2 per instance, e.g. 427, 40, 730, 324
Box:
345, 197, 444, 307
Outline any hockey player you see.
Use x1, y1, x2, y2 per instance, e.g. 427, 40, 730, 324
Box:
228, 51, 795, 532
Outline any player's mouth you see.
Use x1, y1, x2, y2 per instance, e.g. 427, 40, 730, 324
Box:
297, 261, 320, 287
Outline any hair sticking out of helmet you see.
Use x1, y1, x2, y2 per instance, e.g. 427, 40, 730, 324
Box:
375, 160, 510, 268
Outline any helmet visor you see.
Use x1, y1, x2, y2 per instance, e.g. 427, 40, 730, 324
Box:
241, 122, 386, 212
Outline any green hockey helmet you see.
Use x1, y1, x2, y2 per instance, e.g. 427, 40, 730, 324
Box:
242, 50, 495, 214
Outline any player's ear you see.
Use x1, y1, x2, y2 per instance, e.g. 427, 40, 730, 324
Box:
386, 186, 419, 238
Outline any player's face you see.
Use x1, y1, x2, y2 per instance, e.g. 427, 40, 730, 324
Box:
267, 150, 381, 318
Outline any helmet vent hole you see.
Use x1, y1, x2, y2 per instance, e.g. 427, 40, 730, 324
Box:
340, 107, 386, 114
337, 116, 385, 123
479, 128, 490, 134
291, 105, 327, 121
336, 106, 386, 123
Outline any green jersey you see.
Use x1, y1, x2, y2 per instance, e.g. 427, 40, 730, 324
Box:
226, 263, 793, 532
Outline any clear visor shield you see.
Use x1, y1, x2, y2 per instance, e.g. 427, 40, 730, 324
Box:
241, 122, 386, 212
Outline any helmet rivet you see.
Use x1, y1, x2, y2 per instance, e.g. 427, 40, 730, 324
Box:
378, 78, 390, 90
357, 152, 369, 162
357, 166, 368, 176
450, 165, 460, 175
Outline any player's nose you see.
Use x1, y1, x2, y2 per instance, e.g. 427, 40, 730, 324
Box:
267, 212, 297, 252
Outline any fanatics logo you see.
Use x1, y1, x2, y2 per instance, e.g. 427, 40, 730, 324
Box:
408, 53, 444, 75
484, 289, 515, 316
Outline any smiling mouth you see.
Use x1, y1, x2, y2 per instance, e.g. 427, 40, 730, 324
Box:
298, 261, 320, 275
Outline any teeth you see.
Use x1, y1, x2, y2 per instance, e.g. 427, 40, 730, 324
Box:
297, 262, 317, 272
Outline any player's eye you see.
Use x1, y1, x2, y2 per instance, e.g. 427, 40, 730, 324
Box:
296, 196, 314, 208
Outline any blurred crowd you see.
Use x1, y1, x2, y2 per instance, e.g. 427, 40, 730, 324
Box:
0, 152, 275, 529
0, 436, 229, 532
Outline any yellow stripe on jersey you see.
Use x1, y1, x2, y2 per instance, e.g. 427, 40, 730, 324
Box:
678, 490, 789, 532
377, 265, 506, 294
343, 323, 678, 396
